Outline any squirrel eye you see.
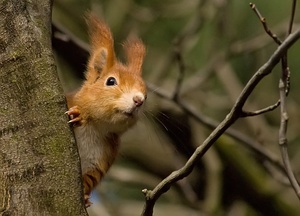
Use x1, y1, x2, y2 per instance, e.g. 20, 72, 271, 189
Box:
106, 77, 117, 86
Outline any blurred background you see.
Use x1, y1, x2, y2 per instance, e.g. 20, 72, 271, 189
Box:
52, 0, 300, 215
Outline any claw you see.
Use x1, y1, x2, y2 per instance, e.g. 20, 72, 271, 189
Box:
84, 194, 93, 208
66, 106, 83, 126
66, 106, 80, 116
68, 116, 82, 124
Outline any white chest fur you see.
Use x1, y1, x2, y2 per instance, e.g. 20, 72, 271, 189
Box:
74, 123, 118, 175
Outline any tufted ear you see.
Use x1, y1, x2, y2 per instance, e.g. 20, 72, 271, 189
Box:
85, 13, 116, 81
123, 38, 146, 74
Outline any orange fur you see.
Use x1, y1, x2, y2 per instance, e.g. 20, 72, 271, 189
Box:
86, 13, 116, 73
66, 14, 146, 207
124, 38, 146, 74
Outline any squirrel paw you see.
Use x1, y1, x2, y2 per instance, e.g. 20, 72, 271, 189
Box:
84, 194, 93, 208
65, 106, 84, 126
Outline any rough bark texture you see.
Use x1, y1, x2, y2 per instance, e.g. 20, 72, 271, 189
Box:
0, 0, 87, 215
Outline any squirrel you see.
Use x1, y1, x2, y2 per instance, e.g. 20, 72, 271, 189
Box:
65, 13, 146, 207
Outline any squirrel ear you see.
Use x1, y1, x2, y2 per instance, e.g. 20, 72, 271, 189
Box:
89, 47, 108, 72
123, 38, 146, 74
86, 13, 115, 72
86, 46, 110, 83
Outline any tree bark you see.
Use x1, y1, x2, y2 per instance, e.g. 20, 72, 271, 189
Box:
0, 0, 87, 215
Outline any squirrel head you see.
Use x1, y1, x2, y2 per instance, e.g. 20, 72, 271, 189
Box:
75, 14, 146, 133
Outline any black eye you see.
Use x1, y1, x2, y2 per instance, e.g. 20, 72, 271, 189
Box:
106, 77, 117, 86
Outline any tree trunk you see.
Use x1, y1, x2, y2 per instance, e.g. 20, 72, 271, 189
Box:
0, 0, 87, 215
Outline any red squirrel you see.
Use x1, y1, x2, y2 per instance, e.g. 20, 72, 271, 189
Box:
65, 13, 146, 207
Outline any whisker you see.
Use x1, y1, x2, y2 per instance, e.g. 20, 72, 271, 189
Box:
158, 111, 186, 134
144, 110, 169, 132
147, 84, 161, 95
139, 110, 167, 150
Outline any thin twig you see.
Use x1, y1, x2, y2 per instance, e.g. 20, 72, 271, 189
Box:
241, 100, 280, 117
232, 2, 297, 119
278, 72, 300, 198
285, 0, 297, 94
278, 0, 300, 199
249, 3, 282, 45
147, 83, 286, 174
141, 29, 300, 216
250, 0, 300, 200
249, 2, 292, 97
230, 21, 299, 55
288, 0, 297, 34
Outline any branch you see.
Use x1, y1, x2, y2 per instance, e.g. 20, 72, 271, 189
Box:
148, 82, 285, 174
229, 21, 297, 55
278, 70, 300, 198
288, 0, 297, 34
251, 0, 300, 199
241, 100, 280, 117
249, 3, 282, 45
250, 1, 300, 198
141, 28, 300, 216
278, 0, 300, 199
231, 30, 300, 112
242, 2, 296, 118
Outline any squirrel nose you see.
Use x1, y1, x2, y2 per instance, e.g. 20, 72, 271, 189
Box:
133, 95, 144, 107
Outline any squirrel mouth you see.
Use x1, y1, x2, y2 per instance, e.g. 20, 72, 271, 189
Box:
117, 109, 137, 118
124, 111, 134, 117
